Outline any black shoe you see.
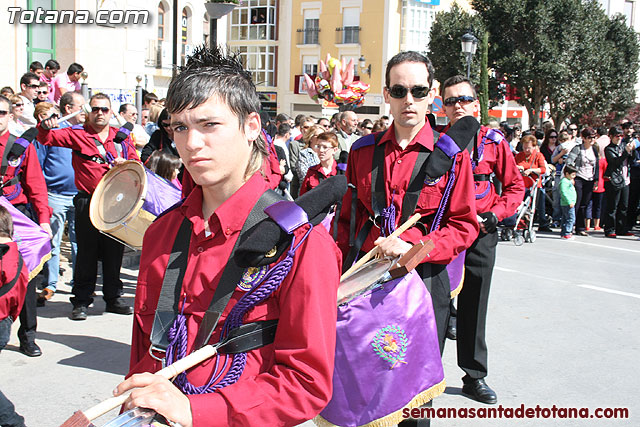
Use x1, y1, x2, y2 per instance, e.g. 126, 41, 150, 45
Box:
446, 322, 457, 340
71, 305, 88, 321
105, 298, 133, 315
462, 378, 497, 404
19, 341, 42, 357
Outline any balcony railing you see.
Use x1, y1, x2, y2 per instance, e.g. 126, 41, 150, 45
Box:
336, 26, 360, 44
297, 27, 320, 45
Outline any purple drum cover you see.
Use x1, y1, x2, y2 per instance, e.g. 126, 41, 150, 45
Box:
0, 196, 51, 280
142, 168, 182, 217
446, 250, 465, 298
319, 270, 445, 427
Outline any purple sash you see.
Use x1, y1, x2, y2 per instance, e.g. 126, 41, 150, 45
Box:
142, 168, 182, 217
320, 211, 335, 233
0, 197, 51, 280
318, 271, 445, 427
446, 250, 465, 298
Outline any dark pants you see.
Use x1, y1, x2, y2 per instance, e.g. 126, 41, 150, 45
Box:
592, 192, 605, 220
0, 389, 25, 427
12, 204, 38, 344
627, 177, 640, 229
457, 231, 498, 380
72, 193, 124, 307
574, 177, 594, 231
417, 262, 451, 355
603, 182, 629, 235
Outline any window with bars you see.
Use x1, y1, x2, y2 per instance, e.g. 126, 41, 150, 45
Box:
229, 0, 277, 41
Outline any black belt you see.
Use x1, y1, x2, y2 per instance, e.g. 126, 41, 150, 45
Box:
474, 174, 491, 181
76, 190, 91, 198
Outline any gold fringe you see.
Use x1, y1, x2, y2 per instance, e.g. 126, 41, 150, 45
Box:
450, 267, 465, 299
28, 251, 51, 281
313, 378, 446, 427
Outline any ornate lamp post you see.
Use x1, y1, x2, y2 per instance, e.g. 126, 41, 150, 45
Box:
460, 30, 478, 79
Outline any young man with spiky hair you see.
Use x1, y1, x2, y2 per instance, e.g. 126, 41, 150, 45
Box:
115, 47, 340, 427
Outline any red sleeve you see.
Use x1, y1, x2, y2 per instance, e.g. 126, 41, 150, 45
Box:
490, 140, 525, 220
536, 152, 546, 175
21, 145, 51, 223
399, 149, 479, 264
36, 124, 77, 149
189, 226, 340, 426
0, 243, 29, 320
299, 170, 313, 196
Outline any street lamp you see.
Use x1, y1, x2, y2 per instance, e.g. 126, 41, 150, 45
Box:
358, 55, 371, 77
460, 30, 478, 79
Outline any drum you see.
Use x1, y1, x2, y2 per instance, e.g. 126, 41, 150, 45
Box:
90, 161, 181, 250
101, 407, 170, 426
317, 257, 445, 427
0, 196, 51, 280
446, 250, 465, 298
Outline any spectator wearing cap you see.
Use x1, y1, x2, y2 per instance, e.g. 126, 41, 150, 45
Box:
565, 127, 599, 235
602, 126, 634, 237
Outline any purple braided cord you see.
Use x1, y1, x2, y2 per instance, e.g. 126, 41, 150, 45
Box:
165, 226, 313, 395
430, 161, 457, 233
475, 182, 491, 200
380, 204, 396, 237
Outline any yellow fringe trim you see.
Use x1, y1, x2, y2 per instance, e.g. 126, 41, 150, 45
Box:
313, 378, 446, 427
28, 252, 51, 281
450, 266, 465, 299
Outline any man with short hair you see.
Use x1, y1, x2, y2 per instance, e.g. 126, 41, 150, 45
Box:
40, 59, 60, 103
0, 95, 52, 356
16, 72, 40, 127
140, 108, 150, 127
441, 75, 524, 405
118, 103, 149, 151
38, 93, 140, 321
29, 61, 43, 76
142, 92, 159, 110
379, 115, 390, 129
318, 117, 331, 131
52, 63, 83, 103
334, 110, 358, 154
114, 46, 340, 427
34, 82, 49, 105
34, 91, 84, 305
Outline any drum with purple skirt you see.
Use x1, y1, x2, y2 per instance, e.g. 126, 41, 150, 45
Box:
316, 256, 445, 427
90, 161, 181, 250
447, 250, 465, 298
0, 196, 51, 280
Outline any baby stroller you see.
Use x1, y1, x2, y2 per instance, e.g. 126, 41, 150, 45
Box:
498, 175, 542, 246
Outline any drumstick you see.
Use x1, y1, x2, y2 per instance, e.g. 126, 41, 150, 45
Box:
59, 345, 218, 427
341, 213, 421, 281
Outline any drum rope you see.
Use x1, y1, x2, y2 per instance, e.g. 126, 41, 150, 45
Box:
165, 225, 313, 395
430, 161, 457, 233
380, 192, 396, 237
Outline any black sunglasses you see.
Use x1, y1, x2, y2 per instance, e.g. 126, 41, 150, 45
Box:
91, 106, 110, 113
365, 126, 373, 130
387, 85, 431, 99
0, 110, 8, 117
26, 84, 40, 89
443, 95, 476, 107
12, 103, 23, 107
37, 91, 48, 95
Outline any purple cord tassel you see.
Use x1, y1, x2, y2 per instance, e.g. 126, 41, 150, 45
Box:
381, 204, 396, 237
430, 161, 457, 233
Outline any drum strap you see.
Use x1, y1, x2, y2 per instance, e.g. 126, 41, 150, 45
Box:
0, 135, 25, 193
150, 189, 284, 353
0, 246, 24, 298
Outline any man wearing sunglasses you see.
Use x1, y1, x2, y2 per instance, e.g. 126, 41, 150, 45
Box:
337, 53, 479, 425
39, 59, 60, 103
38, 93, 140, 321
440, 75, 524, 405
16, 72, 40, 127
0, 95, 52, 357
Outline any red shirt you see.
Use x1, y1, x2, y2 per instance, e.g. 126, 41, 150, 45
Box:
337, 122, 479, 265
0, 242, 29, 321
128, 173, 341, 426
454, 125, 524, 221
0, 132, 51, 223
515, 149, 547, 188
300, 162, 338, 196
36, 124, 140, 194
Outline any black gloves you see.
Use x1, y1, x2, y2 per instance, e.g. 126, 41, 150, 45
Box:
478, 211, 498, 234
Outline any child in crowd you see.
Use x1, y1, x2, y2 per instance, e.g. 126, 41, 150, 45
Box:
299, 132, 339, 195
559, 165, 578, 240
145, 150, 182, 190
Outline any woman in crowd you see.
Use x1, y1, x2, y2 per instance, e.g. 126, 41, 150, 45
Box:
590, 140, 607, 231
566, 127, 599, 236
371, 119, 387, 133
8, 95, 28, 136
144, 103, 164, 137
295, 124, 324, 187
141, 108, 177, 164
359, 119, 374, 136
540, 129, 559, 164
299, 132, 339, 195
145, 150, 182, 190
516, 134, 548, 230
603, 126, 634, 238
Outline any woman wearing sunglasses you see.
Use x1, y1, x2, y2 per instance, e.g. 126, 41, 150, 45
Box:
7, 95, 28, 137
141, 108, 178, 164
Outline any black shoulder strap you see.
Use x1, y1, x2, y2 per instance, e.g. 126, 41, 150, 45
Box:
0, 134, 17, 179
0, 250, 24, 298
150, 189, 285, 352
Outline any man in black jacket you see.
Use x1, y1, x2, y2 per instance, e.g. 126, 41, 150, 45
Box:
603, 126, 635, 238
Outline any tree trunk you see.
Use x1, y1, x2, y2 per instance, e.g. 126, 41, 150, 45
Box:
479, 32, 489, 125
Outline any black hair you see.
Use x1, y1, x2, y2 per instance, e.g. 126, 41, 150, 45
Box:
166, 45, 260, 130
20, 72, 39, 87
45, 59, 60, 70
1, 87, 14, 96
67, 63, 84, 75
621, 121, 633, 130
609, 126, 622, 136
0, 95, 10, 110
385, 51, 435, 89
147, 150, 182, 182
30, 61, 43, 72
275, 113, 290, 124
581, 127, 595, 138
563, 165, 577, 175
276, 122, 291, 137
440, 75, 477, 98
0, 206, 13, 238
89, 93, 111, 105
144, 92, 159, 104
119, 103, 134, 114
534, 129, 545, 140
597, 126, 607, 136
59, 91, 81, 114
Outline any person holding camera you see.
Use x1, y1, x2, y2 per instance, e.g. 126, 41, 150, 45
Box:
602, 126, 635, 238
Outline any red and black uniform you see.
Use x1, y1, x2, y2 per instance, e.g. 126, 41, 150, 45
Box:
452, 125, 524, 382
0, 131, 51, 347
299, 162, 338, 196
129, 173, 341, 426
337, 121, 479, 352
0, 242, 29, 327
37, 123, 139, 308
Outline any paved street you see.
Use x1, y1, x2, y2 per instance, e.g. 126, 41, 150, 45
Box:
2, 231, 639, 426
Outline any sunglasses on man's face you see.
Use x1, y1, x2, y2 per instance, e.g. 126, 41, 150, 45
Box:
12, 103, 23, 108
91, 106, 110, 114
365, 126, 373, 130
26, 84, 39, 89
0, 110, 9, 117
37, 91, 48, 95
387, 85, 431, 99
443, 95, 476, 107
